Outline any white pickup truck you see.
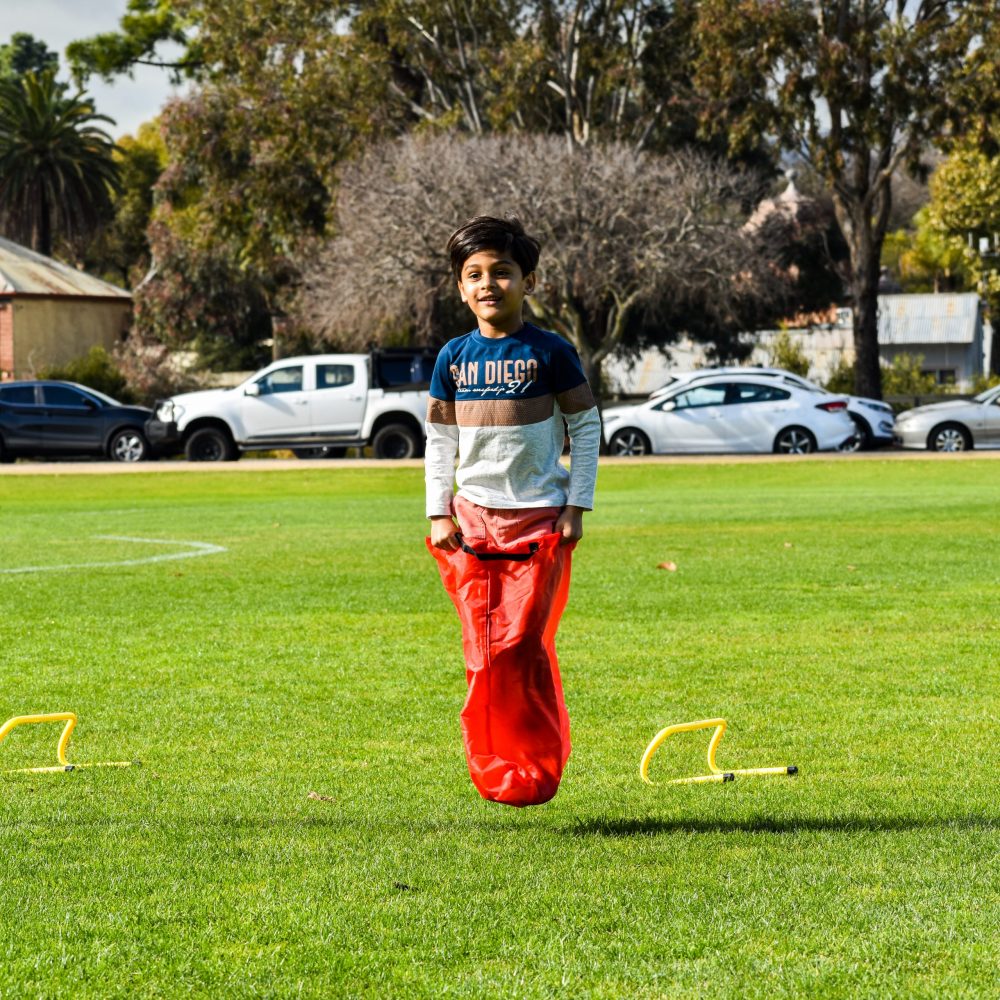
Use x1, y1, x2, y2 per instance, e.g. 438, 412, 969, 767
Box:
145, 350, 435, 461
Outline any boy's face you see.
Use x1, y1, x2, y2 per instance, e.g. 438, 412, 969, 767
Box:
457, 250, 536, 335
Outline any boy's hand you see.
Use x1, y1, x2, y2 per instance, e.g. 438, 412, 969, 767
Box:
555, 505, 584, 545
430, 515, 461, 551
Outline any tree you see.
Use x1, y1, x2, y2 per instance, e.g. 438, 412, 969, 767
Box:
295, 133, 786, 393
690, 0, 1000, 399
135, 215, 275, 371
68, 2, 705, 152
66, 1, 200, 83
352, 0, 675, 149
0, 33, 59, 81
881, 353, 936, 397
0, 70, 120, 257
882, 207, 970, 294
64, 120, 167, 287
768, 331, 810, 377
923, 142, 1000, 311
67, 2, 779, 366
89, 2, 382, 367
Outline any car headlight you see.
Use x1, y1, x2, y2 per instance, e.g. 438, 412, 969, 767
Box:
155, 401, 182, 422
862, 401, 893, 416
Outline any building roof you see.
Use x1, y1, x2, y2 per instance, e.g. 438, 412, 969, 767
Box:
0, 236, 130, 299
878, 293, 981, 346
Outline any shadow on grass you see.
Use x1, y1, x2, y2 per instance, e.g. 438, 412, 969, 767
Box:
563, 814, 1000, 837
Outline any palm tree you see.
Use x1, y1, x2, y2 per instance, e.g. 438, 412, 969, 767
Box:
0, 69, 121, 257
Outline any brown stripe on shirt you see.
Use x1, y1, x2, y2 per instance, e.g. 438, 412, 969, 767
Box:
427, 398, 457, 425
455, 394, 555, 427
556, 381, 596, 414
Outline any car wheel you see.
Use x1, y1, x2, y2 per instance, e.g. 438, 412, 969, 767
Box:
108, 428, 150, 463
927, 423, 971, 452
837, 416, 871, 453
774, 426, 816, 454
292, 446, 347, 459
185, 427, 238, 462
608, 428, 652, 456
372, 423, 419, 459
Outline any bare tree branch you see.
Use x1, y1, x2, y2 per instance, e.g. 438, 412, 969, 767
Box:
294, 134, 785, 390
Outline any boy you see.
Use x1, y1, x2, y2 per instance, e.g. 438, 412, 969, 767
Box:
425, 215, 601, 547
425, 214, 601, 806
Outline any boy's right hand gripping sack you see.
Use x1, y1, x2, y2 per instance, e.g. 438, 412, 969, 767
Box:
427, 532, 573, 806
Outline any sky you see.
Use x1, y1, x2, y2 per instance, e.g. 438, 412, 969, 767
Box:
5, 0, 184, 139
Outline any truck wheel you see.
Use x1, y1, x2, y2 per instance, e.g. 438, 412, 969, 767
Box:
185, 427, 238, 462
372, 423, 419, 459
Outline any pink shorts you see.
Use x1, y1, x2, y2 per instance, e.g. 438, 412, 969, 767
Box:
454, 495, 561, 548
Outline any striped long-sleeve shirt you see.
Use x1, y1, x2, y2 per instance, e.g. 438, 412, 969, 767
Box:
424, 324, 601, 518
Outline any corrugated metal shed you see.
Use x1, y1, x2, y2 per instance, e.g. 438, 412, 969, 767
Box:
0, 236, 130, 298
878, 293, 980, 345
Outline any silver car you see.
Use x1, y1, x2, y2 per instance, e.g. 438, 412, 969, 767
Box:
894, 384, 1000, 451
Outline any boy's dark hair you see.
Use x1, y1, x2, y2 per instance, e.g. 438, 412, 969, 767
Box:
447, 215, 541, 282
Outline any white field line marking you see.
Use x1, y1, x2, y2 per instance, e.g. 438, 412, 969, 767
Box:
0, 535, 227, 575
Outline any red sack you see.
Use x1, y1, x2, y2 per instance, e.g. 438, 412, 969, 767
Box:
428, 532, 573, 806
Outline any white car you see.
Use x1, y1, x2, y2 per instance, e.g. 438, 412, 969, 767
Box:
649, 366, 895, 450
894, 384, 1000, 451
604, 374, 855, 455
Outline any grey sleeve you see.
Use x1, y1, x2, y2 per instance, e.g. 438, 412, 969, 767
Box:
564, 406, 601, 510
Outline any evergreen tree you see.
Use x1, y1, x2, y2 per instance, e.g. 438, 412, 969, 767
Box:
0, 70, 120, 257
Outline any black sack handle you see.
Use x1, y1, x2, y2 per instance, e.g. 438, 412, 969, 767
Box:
458, 535, 540, 562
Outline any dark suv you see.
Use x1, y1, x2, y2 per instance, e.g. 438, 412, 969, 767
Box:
0, 381, 154, 463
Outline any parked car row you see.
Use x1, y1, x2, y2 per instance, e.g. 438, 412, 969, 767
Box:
2, 364, 998, 463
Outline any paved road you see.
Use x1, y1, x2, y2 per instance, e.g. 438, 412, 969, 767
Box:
1, 450, 997, 475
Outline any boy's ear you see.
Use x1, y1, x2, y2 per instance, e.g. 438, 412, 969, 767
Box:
457, 280, 469, 304
524, 271, 537, 295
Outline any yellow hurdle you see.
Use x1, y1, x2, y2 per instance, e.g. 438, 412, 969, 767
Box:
0, 712, 137, 774
640, 717, 797, 785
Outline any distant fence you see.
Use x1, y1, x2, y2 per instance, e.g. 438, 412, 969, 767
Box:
884, 393, 971, 414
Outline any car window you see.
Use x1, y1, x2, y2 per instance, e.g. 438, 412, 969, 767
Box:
780, 375, 822, 394
316, 364, 355, 390
256, 366, 303, 395
667, 384, 728, 410
730, 383, 791, 404
42, 385, 93, 407
0, 385, 37, 405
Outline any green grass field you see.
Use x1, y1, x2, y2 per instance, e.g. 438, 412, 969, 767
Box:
1, 458, 997, 998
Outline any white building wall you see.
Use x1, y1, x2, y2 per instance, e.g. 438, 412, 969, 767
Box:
602, 300, 989, 396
